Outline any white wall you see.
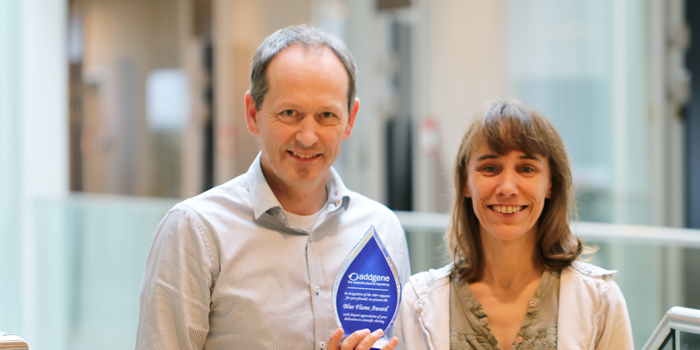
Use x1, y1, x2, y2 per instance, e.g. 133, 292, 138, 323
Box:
412, 0, 508, 212
0, 0, 23, 336
0, 0, 69, 346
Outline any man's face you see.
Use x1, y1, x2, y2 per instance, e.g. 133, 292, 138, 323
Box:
245, 45, 359, 191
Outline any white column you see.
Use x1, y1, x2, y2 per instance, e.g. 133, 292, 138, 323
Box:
19, 0, 69, 346
343, 0, 389, 203
212, 0, 236, 185
611, 0, 629, 224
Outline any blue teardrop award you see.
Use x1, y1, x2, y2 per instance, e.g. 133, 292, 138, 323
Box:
332, 226, 402, 348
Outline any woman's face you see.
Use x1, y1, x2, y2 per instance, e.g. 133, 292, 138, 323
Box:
465, 143, 552, 245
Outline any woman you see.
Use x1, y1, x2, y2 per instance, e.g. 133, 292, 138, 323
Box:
394, 99, 633, 350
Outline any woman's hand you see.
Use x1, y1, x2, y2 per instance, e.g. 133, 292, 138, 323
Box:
327, 328, 399, 350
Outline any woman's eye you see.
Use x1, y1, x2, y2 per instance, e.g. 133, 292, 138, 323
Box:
521, 166, 535, 173
484, 166, 497, 172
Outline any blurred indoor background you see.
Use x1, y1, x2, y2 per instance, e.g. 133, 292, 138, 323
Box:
2, 0, 700, 349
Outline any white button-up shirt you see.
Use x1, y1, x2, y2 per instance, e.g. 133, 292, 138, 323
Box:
136, 153, 411, 350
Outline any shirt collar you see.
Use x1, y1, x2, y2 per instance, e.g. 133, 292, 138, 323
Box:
247, 152, 351, 220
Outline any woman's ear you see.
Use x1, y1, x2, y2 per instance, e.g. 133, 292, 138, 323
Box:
464, 184, 471, 198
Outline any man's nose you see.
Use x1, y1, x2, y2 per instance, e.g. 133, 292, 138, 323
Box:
497, 169, 519, 197
296, 115, 319, 147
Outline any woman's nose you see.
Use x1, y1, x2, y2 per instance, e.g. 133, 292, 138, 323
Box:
497, 169, 519, 197
296, 115, 319, 147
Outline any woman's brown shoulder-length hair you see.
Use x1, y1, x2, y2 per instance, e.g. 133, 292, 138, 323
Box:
446, 98, 587, 283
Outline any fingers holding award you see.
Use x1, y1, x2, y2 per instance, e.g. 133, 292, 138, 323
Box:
331, 226, 402, 349
327, 328, 398, 350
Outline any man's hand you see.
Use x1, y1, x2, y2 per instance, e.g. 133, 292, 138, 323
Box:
327, 328, 399, 350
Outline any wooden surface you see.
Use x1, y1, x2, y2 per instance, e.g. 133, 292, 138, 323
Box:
0, 333, 28, 350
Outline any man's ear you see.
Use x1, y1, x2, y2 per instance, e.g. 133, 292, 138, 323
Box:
245, 91, 260, 136
342, 97, 360, 141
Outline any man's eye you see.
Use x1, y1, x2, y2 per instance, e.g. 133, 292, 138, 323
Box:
317, 112, 340, 125
282, 110, 295, 116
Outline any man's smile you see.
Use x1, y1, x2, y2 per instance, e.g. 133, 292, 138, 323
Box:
288, 150, 322, 159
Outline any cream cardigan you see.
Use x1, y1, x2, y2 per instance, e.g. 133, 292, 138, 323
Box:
394, 262, 634, 350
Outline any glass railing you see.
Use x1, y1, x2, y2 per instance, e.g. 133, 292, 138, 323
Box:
395, 211, 700, 349
6, 196, 700, 350
642, 307, 700, 350
30, 194, 178, 350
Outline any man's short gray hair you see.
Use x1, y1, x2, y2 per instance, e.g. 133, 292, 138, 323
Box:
250, 25, 357, 112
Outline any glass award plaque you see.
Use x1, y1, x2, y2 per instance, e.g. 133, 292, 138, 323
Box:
332, 226, 402, 348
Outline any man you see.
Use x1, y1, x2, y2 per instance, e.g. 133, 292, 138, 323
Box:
136, 25, 410, 350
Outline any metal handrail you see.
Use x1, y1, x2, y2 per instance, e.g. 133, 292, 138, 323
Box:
642, 307, 700, 350
393, 211, 700, 248
0, 333, 29, 350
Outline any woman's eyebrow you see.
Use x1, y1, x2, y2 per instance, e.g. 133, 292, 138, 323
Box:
519, 154, 542, 161
476, 154, 498, 161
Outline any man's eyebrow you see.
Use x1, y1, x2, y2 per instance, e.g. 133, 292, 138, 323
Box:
272, 101, 301, 110
319, 103, 345, 111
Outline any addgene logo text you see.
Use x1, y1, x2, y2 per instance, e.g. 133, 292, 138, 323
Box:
348, 272, 390, 283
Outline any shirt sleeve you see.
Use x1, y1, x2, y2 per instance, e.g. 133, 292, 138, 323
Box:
135, 208, 217, 350
595, 277, 634, 350
393, 281, 429, 350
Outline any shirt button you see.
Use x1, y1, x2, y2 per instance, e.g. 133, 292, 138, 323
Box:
279, 213, 285, 218
319, 340, 326, 349
315, 285, 321, 294
516, 336, 523, 343
529, 299, 537, 307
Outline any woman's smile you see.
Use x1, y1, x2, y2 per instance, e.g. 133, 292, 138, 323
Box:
489, 204, 527, 214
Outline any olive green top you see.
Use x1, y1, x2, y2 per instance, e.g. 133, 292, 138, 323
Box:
449, 270, 560, 350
